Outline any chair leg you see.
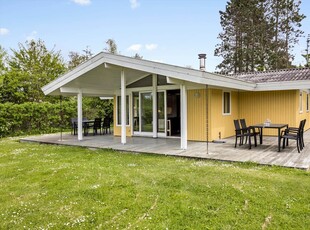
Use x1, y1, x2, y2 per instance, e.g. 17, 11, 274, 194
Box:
300, 136, 304, 150
297, 138, 300, 153
248, 135, 252, 149
245, 136, 248, 144
235, 136, 237, 148
282, 137, 286, 149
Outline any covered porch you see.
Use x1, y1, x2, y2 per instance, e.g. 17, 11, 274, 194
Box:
21, 131, 310, 170
42, 52, 255, 150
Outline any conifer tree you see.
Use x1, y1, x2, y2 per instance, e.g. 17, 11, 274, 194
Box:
215, 0, 305, 73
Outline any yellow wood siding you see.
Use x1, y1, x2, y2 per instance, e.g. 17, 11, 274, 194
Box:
208, 89, 239, 140
239, 90, 296, 135
187, 89, 207, 141
113, 96, 132, 137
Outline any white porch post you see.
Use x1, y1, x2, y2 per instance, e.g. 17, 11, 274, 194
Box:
121, 69, 126, 144
77, 90, 83, 141
180, 84, 187, 149
152, 74, 158, 138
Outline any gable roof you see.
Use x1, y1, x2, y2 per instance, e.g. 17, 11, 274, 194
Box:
42, 52, 255, 96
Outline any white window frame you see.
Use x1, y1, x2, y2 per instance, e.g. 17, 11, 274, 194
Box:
299, 91, 303, 114
222, 91, 231, 115
116, 94, 130, 126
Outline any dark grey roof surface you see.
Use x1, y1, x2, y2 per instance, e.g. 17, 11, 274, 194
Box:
230, 68, 310, 83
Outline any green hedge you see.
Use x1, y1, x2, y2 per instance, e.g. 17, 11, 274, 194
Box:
0, 101, 77, 137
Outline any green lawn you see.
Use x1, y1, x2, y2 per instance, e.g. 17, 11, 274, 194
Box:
0, 138, 309, 229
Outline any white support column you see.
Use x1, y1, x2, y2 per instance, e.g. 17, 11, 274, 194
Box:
77, 90, 83, 141
152, 74, 158, 138
121, 69, 127, 144
180, 84, 187, 150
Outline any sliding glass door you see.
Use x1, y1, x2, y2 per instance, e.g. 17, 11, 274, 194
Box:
133, 91, 166, 136
141, 92, 153, 132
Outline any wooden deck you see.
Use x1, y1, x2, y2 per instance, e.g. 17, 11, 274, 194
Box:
21, 131, 310, 170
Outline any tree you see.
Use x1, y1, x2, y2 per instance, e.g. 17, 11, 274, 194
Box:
0, 46, 7, 75
104, 39, 118, 54
0, 39, 66, 103
0, 46, 8, 85
133, 53, 143, 59
215, 0, 305, 74
68, 46, 93, 70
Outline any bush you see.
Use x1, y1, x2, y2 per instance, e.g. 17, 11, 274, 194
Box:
0, 97, 114, 138
0, 101, 77, 137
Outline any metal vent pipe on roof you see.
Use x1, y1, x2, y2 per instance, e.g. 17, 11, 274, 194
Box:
198, 53, 206, 71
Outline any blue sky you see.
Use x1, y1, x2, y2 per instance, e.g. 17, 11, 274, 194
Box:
1, 0, 310, 72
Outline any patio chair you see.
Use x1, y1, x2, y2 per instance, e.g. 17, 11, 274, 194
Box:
281, 119, 306, 153
234, 119, 256, 149
240, 118, 261, 145
71, 118, 77, 135
102, 117, 111, 134
93, 118, 102, 135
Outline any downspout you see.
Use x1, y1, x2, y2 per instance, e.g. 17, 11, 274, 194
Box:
206, 84, 209, 154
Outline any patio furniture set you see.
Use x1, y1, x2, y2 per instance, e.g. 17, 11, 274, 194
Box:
234, 119, 306, 153
71, 117, 112, 136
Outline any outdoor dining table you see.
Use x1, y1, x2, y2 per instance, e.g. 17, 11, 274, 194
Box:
250, 123, 288, 152
74, 120, 94, 136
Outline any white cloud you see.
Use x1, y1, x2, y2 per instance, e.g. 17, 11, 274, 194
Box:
127, 44, 142, 52
130, 0, 140, 9
26, 31, 38, 41
71, 0, 91, 6
145, 44, 158, 51
0, 28, 9, 36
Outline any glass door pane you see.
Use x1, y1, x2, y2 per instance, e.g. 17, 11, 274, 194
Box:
141, 92, 153, 132
157, 92, 165, 133
133, 92, 139, 132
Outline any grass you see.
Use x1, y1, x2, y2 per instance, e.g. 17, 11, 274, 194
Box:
0, 137, 309, 229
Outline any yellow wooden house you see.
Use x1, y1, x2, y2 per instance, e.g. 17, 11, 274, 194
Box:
42, 52, 310, 150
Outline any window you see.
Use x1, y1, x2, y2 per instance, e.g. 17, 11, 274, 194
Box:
299, 91, 303, 113
223, 91, 231, 115
307, 94, 309, 112
117, 95, 129, 125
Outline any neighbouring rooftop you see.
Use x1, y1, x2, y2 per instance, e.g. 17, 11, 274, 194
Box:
230, 67, 310, 83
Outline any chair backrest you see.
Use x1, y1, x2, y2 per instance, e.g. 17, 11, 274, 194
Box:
234, 120, 242, 134
295, 119, 305, 135
303, 119, 306, 128
301, 119, 306, 132
240, 119, 247, 130
103, 117, 111, 128
94, 118, 102, 128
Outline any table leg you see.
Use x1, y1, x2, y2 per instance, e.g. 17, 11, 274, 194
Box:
260, 128, 263, 144
278, 128, 281, 152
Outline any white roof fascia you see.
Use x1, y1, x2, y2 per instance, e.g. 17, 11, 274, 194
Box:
42, 53, 106, 95
255, 80, 310, 91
